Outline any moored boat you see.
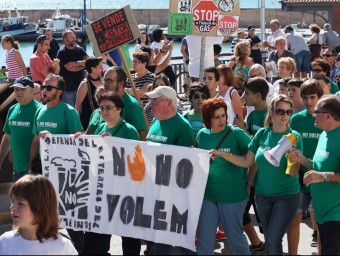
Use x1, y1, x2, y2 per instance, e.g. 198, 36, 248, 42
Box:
0, 8, 38, 39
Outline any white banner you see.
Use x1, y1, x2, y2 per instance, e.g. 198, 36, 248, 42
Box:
40, 135, 210, 251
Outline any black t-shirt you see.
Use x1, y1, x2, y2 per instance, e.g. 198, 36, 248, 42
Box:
57, 46, 88, 91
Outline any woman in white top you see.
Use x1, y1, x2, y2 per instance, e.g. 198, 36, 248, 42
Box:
217, 64, 245, 126
0, 175, 78, 255
134, 31, 149, 51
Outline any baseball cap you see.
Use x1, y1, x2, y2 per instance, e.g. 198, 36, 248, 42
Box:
145, 86, 177, 103
10, 76, 34, 88
248, 25, 256, 30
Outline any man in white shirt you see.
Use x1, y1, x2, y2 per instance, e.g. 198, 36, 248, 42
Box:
263, 19, 285, 55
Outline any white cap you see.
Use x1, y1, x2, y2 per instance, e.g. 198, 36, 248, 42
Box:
145, 86, 177, 103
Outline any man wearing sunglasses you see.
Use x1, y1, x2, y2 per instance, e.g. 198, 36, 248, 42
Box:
0, 76, 42, 182
30, 35, 60, 84
29, 74, 84, 253
322, 48, 337, 82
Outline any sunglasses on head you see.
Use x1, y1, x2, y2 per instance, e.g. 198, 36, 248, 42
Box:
193, 94, 208, 100
273, 108, 293, 116
322, 54, 334, 58
40, 85, 60, 92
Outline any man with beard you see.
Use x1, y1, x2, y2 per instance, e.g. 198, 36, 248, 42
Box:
0, 76, 42, 181
57, 30, 88, 107
29, 74, 84, 253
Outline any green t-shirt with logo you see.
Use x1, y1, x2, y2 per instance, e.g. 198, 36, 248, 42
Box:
197, 124, 250, 203
249, 127, 302, 196
95, 119, 140, 140
290, 110, 322, 193
33, 102, 83, 135
146, 113, 194, 147
246, 108, 268, 136
4, 100, 42, 172
311, 127, 340, 224
87, 93, 147, 134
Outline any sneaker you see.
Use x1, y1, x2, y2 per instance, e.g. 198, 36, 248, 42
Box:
311, 232, 318, 247
250, 242, 266, 255
215, 230, 226, 240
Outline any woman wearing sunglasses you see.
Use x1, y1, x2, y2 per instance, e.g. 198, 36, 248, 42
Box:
80, 91, 140, 255
183, 82, 210, 142
211, 94, 302, 255
196, 98, 251, 255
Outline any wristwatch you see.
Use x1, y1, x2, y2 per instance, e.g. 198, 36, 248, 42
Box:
322, 172, 328, 181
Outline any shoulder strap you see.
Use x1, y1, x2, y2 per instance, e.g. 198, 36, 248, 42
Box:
86, 80, 95, 112
111, 120, 126, 137
215, 126, 233, 150
229, 87, 235, 99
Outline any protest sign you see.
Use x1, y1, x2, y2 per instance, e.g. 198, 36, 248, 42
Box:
40, 135, 210, 251
168, 0, 240, 36
86, 5, 140, 57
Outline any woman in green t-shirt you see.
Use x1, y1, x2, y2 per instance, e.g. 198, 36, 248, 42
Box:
196, 98, 251, 255
211, 94, 302, 255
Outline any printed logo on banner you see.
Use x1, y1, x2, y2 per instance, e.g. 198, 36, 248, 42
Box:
168, 13, 193, 35
192, 0, 219, 33
178, 0, 192, 13
217, 15, 239, 36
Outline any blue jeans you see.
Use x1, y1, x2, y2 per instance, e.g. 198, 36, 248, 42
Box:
62, 90, 77, 107
294, 50, 311, 72
255, 193, 299, 255
13, 171, 28, 182
197, 199, 250, 255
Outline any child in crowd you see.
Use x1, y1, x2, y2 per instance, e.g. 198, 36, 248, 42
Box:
287, 79, 305, 113
0, 175, 78, 255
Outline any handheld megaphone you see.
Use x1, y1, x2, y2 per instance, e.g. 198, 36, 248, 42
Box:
264, 133, 298, 168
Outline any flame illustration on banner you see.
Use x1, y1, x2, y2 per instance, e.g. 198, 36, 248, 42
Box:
127, 145, 146, 181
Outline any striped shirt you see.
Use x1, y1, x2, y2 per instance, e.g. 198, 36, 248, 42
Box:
6, 48, 24, 79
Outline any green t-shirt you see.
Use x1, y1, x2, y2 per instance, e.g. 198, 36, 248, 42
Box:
246, 108, 268, 136
290, 110, 322, 193
146, 113, 194, 147
249, 127, 302, 196
87, 109, 101, 134
95, 119, 140, 140
311, 127, 340, 224
197, 125, 250, 203
4, 100, 42, 172
330, 80, 339, 94
87, 93, 147, 134
183, 109, 204, 136
33, 102, 83, 135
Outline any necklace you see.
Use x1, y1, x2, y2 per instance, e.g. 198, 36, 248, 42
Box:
88, 75, 101, 81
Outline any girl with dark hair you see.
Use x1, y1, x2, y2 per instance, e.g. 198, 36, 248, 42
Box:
135, 31, 149, 51
75, 57, 103, 128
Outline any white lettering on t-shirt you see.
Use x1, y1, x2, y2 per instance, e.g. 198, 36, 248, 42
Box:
301, 132, 320, 139
37, 122, 58, 128
9, 120, 30, 127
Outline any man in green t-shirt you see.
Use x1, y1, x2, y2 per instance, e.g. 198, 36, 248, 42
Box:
145, 86, 194, 255
29, 74, 84, 253
92, 66, 148, 141
291, 95, 340, 255
288, 79, 323, 255
0, 76, 42, 181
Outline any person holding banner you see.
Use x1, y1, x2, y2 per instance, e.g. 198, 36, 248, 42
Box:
196, 98, 251, 255
81, 91, 140, 255
101, 66, 148, 141
0, 175, 77, 255
29, 74, 84, 253
144, 86, 194, 255
211, 94, 302, 255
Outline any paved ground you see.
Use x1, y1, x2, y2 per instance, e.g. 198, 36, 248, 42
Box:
0, 206, 318, 255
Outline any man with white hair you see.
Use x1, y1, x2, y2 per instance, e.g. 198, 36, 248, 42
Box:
263, 19, 286, 55
144, 86, 194, 255
322, 23, 340, 53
